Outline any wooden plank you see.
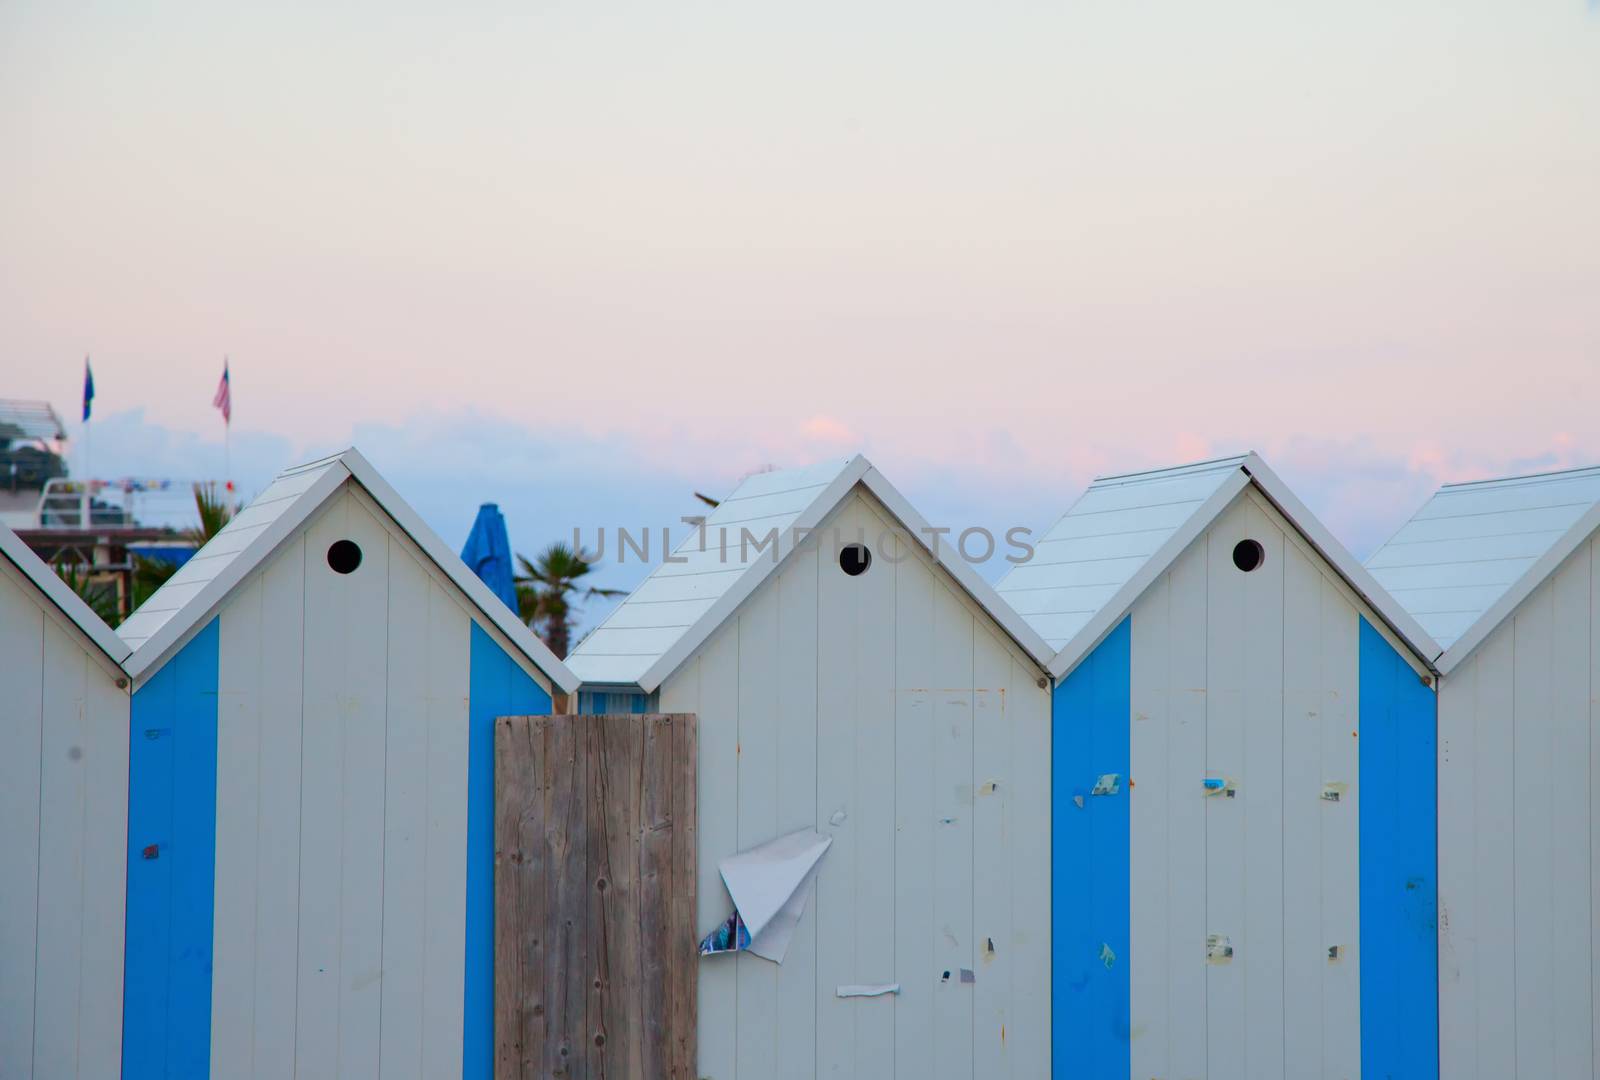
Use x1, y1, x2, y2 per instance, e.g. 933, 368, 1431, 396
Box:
1548, 547, 1591, 1080
735, 583, 782, 1080
589, 715, 643, 1078
1436, 656, 1477, 1080
931, 580, 974, 1080
1280, 543, 1325, 1074
1006, 655, 1051, 1080
639, 715, 672, 1080
1472, 622, 1517, 1078
670, 713, 698, 1080
211, 575, 264, 1074
1129, 571, 1171, 1080
381, 547, 431, 1080
495, 713, 696, 1080
854, 504, 898, 1079
33, 619, 88, 1075
894, 553, 937, 1080
1240, 502, 1285, 1080
297, 498, 352, 1077
79, 639, 129, 1077
1513, 581, 1556, 1079
0, 571, 44, 1077
254, 537, 306, 1080
972, 628, 1014, 1078
338, 502, 392, 1079
695, 624, 740, 1080
547, 712, 588, 1079
774, 550, 819, 1080
1165, 538, 1209, 1076
815, 513, 859, 1080
1319, 576, 1360, 1080
1205, 502, 1248, 1080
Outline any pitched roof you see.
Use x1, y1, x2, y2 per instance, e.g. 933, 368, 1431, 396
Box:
117, 448, 580, 691
996, 453, 1442, 680
566, 454, 1054, 692
1366, 463, 1600, 674
0, 522, 131, 664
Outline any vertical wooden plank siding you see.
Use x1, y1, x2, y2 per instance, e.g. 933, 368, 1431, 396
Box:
1113, 492, 1438, 1078
0, 560, 130, 1079
253, 538, 307, 1080
637, 490, 1050, 1080
0, 569, 45, 1077
1163, 541, 1209, 1073
972, 628, 1015, 1076
1129, 573, 1170, 1080
379, 548, 432, 1080
1052, 617, 1130, 1080
77, 625, 132, 1077
1006, 639, 1052, 1080
774, 548, 819, 1080
494, 714, 697, 1079
422, 578, 473, 1080
1319, 572, 1362, 1080
469, 621, 553, 1079
1357, 616, 1439, 1079
1549, 550, 1592, 1080
123, 618, 220, 1080
210, 576, 265, 1073
1472, 624, 1517, 1078
894, 549, 938, 1080
734, 584, 781, 1080
1279, 542, 1325, 1073
1435, 534, 1599, 1080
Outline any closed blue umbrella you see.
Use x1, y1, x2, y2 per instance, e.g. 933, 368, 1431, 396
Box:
460, 503, 518, 614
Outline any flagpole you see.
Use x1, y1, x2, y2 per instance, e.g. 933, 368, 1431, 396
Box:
223, 355, 231, 498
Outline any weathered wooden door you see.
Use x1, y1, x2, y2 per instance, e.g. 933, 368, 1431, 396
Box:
494, 713, 698, 1079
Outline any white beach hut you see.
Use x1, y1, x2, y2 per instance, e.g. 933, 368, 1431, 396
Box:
566, 454, 1057, 1080
114, 448, 579, 1079
0, 524, 132, 1079
994, 453, 1443, 1080
1366, 463, 1600, 1080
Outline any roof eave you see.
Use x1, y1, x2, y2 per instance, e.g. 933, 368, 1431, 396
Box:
1240, 453, 1444, 671
1433, 498, 1600, 676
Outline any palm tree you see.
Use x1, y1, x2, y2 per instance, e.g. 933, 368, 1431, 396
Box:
515, 542, 623, 659
130, 482, 237, 611
54, 558, 120, 625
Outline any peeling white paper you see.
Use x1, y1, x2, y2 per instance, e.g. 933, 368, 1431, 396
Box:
699, 828, 832, 964
836, 983, 900, 998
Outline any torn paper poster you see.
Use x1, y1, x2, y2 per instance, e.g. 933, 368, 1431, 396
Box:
836, 984, 899, 998
698, 828, 832, 963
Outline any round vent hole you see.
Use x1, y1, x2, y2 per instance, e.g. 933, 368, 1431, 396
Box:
1232, 539, 1264, 573
839, 543, 872, 577
327, 539, 363, 575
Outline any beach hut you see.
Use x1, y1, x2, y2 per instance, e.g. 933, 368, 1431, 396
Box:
1366, 463, 1600, 1080
566, 454, 1056, 1080
993, 453, 1442, 1080
0, 523, 132, 1078
114, 448, 579, 1079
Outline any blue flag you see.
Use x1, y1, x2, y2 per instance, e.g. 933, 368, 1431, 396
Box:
82, 357, 94, 422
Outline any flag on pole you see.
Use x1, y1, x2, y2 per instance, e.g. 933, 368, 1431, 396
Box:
82, 358, 94, 422
213, 360, 231, 424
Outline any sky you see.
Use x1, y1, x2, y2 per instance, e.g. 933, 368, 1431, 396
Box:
2, 0, 1596, 631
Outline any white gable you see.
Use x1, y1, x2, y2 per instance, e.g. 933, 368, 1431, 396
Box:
1367, 463, 1600, 668
998, 453, 1441, 679
568, 455, 1053, 691
0, 521, 131, 664
117, 448, 579, 691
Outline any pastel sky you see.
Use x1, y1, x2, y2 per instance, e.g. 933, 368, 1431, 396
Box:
2, 0, 1596, 628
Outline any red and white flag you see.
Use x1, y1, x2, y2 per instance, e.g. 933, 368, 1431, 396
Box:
213, 360, 231, 424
